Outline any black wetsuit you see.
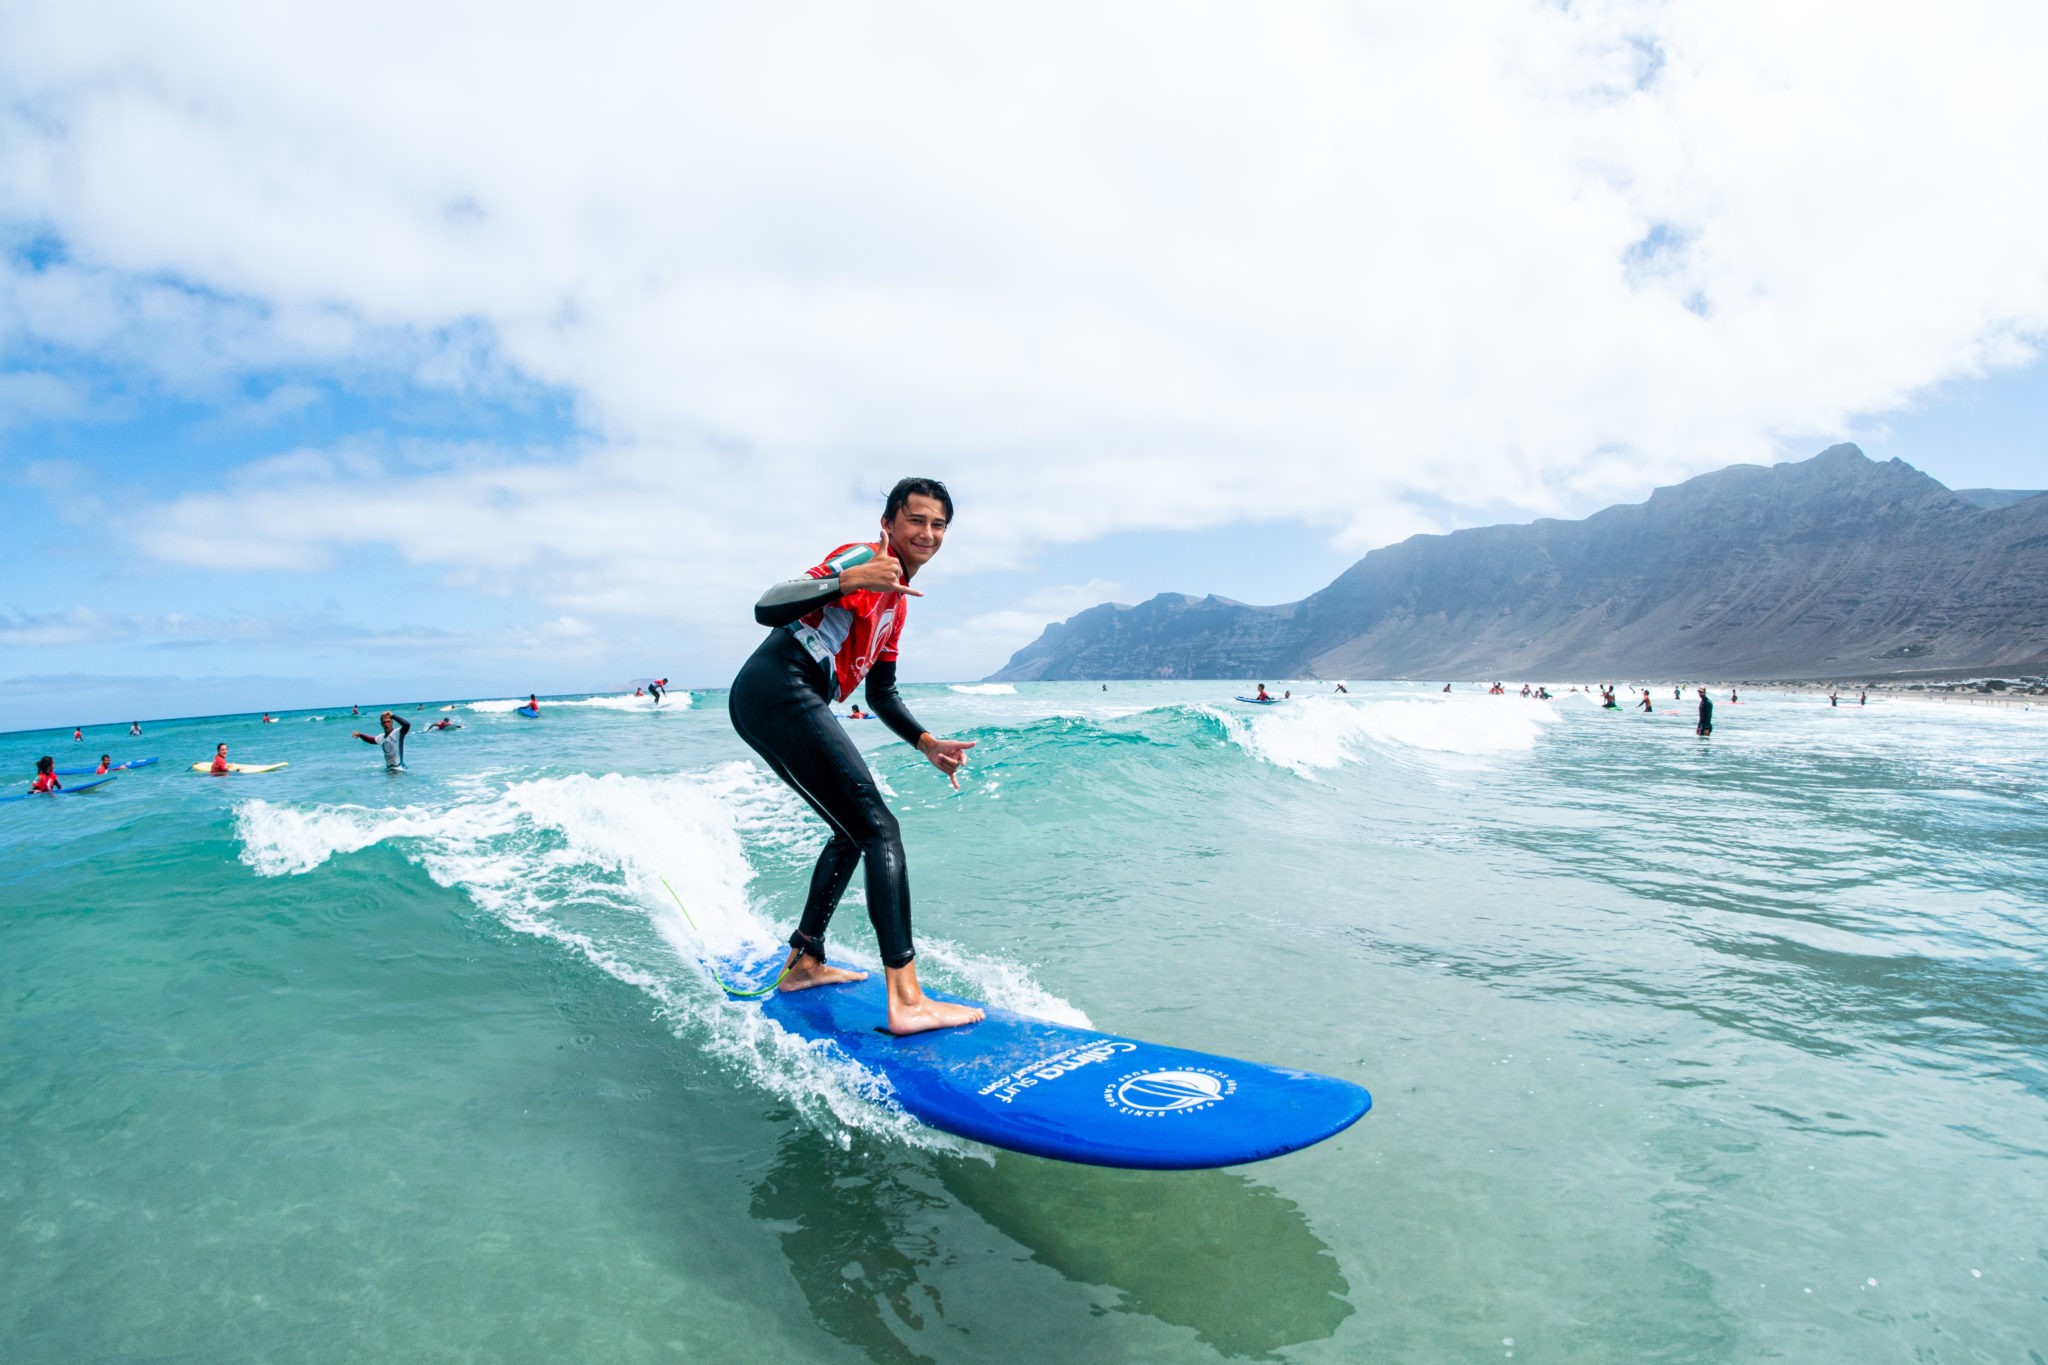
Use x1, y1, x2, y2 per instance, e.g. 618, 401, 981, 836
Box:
1696, 695, 1713, 736
729, 599, 930, 969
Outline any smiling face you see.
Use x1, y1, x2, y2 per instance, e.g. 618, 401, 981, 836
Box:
883, 493, 949, 574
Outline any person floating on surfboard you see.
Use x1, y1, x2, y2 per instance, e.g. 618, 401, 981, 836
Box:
210, 744, 231, 775
94, 754, 112, 775
31, 756, 61, 793
527, 694, 541, 714
351, 711, 411, 771
732, 477, 982, 1036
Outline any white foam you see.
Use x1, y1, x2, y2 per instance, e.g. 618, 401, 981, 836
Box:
465, 698, 526, 713
948, 683, 1017, 695
551, 692, 694, 712
1207, 693, 1556, 777
231, 761, 1069, 1156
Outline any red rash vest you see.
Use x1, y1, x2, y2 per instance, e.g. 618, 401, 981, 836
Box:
785, 541, 908, 703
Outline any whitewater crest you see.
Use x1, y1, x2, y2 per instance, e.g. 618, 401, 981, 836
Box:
465, 692, 690, 713
231, 762, 1074, 1152
1202, 693, 1557, 777
948, 683, 1017, 695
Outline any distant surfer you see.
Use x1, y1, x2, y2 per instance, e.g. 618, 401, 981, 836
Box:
527, 694, 541, 714
1696, 687, 1714, 737
129, 722, 142, 737
1335, 683, 1348, 694
847, 704, 868, 720
351, 705, 361, 717
1829, 691, 1838, 707
428, 717, 461, 732
351, 711, 411, 771
1638, 692, 1653, 713
633, 686, 645, 697
72, 727, 82, 742
650, 677, 667, 704
1859, 690, 1867, 706
731, 476, 982, 1036
1442, 683, 1451, 693
210, 744, 231, 775
1730, 688, 1739, 704
30, 757, 61, 793
1601, 687, 1619, 709
262, 713, 276, 724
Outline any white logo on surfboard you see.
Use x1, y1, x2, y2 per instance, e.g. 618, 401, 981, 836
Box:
1107, 1068, 1235, 1117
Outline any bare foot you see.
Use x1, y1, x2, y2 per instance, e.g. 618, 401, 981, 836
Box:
886, 997, 986, 1036
778, 952, 868, 992
882, 961, 983, 1035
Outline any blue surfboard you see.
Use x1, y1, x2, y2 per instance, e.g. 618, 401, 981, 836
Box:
1235, 696, 1282, 705
2, 775, 117, 804
515, 705, 541, 718
54, 757, 157, 776
736, 954, 1370, 1169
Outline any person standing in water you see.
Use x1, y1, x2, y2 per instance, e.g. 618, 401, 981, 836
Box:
730, 477, 982, 1036
351, 711, 411, 771
129, 721, 142, 737
1638, 690, 1654, 713
1695, 687, 1714, 737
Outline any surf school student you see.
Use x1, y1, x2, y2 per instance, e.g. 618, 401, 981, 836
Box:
1696, 687, 1714, 737
732, 476, 982, 1036
31, 756, 60, 793
210, 744, 230, 775
650, 678, 666, 704
352, 711, 411, 770
527, 694, 541, 713
129, 722, 142, 737
72, 727, 82, 742
1638, 692, 1653, 713
1255, 684, 1272, 700
94, 754, 112, 775
634, 686, 645, 697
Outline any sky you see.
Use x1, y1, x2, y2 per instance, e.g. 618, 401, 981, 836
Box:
3, 1, 2046, 731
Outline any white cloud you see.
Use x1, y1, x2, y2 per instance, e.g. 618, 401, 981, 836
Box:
4, 1, 2048, 666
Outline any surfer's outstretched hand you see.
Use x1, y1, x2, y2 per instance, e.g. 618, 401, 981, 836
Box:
918, 736, 976, 789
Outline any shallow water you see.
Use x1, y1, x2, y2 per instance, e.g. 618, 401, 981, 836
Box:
3, 684, 2045, 1361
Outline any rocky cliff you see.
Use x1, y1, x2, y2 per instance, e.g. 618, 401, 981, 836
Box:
991, 446, 2048, 682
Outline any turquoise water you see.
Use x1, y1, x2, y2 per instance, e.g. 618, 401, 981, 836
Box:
3, 684, 2045, 1361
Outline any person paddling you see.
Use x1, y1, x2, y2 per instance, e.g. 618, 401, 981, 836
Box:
30, 756, 61, 793
352, 711, 411, 771
526, 694, 541, 714
210, 743, 231, 775
731, 477, 982, 1036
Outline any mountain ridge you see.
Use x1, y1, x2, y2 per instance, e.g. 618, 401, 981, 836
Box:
990, 445, 2048, 682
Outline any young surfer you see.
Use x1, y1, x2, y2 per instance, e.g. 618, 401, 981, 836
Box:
210, 744, 231, 775
527, 694, 541, 713
72, 727, 82, 742
30, 756, 60, 793
731, 477, 982, 1036
1255, 684, 1272, 701
352, 711, 411, 770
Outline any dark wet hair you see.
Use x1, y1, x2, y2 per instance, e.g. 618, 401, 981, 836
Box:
884, 477, 953, 523
36, 755, 54, 773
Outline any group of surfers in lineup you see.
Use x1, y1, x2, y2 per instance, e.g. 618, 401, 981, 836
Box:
31, 677, 688, 791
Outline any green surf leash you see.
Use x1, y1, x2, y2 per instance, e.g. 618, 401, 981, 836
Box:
660, 877, 793, 999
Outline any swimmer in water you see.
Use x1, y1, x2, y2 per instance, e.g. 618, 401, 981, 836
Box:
210, 744, 230, 775
129, 722, 142, 737
72, 727, 83, 742
30, 756, 61, 794
351, 711, 411, 771
733, 477, 981, 1036
94, 754, 112, 775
